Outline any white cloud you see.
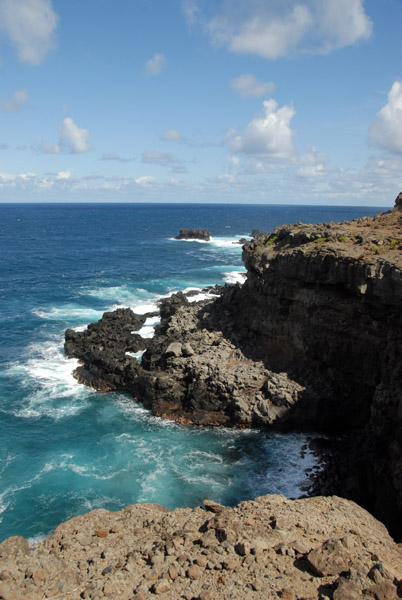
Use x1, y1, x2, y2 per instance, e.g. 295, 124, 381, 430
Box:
135, 175, 156, 186
40, 141, 61, 154
313, 0, 373, 54
0, 0, 58, 65
145, 53, 166, 75
191, 0, 372, 59
0, 89, 29, 112
99, 152, 133, 162
297, 164, 324, 178
369, 81, 402, 154
181, 0, 200, 26
161, 129, 184, 142
142, 150, 187, 173
59, 117, 89, 153
229, 99, 296, 159
40, 117, 90, 154
0, 171, 16, 182
223, 4, 312, 59
231, 74, 275, 99
142, 151, 177, 166
56, 170, 71, 180
297, 146, 328, 177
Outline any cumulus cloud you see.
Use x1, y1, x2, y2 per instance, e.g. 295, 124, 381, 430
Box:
231, 74, 275, 98
0, 0, 58, 65
188, 0, 372, 59
369, 81, 402, 154
99, 152, 133, 162
297, 146, 328, 177
145, 53, 166, 75
0, 89, 29, 112
228, 99, 296, 159
40, 117, 90, 154
59, 117, 89, 153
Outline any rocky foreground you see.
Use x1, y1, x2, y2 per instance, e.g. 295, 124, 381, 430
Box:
1, 495, 401, 599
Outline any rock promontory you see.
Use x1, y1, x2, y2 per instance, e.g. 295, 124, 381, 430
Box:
175, 228, 211, 241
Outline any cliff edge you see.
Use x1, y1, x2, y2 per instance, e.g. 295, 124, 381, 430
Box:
1, 494, 401, 599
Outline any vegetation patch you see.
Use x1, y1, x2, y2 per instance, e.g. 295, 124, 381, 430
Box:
264, 235, 278, 246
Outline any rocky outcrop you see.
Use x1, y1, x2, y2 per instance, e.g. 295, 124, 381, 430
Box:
65, 291, 311, 428
175, 228, 211, 241
65, 308, 156, 392
1, 494, 401, 600
65, 194, 402, 538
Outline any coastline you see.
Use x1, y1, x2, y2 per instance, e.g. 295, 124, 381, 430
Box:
62, 196, 402, 539
2, 199, 402, 598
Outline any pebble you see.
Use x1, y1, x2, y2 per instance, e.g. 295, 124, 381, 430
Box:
152, 579, 171, 594
186, 564, 202, 580
168, 565, 178, 580
94, 529, 109, 538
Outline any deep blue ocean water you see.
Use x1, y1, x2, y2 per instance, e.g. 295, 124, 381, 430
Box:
0, 202, 382, 543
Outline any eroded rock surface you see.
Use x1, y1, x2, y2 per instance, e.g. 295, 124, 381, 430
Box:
1, 495, 401, 600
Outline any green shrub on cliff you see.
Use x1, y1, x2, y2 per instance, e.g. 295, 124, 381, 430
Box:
264, 235, 278, 246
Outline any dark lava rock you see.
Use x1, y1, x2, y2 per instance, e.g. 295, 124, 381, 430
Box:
175, 228, 210, 241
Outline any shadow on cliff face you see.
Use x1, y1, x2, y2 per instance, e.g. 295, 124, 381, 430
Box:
194, 285, 374, 434
190, 277, 402, 540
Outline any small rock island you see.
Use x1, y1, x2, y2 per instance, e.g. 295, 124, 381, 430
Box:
175, 228, 211, 241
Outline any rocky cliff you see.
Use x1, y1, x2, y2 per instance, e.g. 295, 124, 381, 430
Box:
232, 201, 402, 538
65, 197, 402, 539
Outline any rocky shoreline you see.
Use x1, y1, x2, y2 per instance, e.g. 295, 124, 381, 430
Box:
2, 196, 402, 599
64, 195, 402, 540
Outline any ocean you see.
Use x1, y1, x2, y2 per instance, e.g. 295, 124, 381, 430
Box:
0, 202, 382, 543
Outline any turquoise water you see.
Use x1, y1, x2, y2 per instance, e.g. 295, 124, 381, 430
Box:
0, 203, 382, 543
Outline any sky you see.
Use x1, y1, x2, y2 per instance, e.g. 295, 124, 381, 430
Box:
0, 0, 402, 206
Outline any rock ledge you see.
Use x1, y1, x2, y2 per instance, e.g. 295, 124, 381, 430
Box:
1, 494, 401, 599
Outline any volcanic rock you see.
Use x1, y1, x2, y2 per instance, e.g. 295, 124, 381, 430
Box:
175, 228, 210, 241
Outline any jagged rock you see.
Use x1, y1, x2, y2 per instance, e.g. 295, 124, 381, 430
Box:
393, 191, 402, 212
175, 228, 210, 241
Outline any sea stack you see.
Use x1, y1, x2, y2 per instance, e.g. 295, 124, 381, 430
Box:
175, 228, 211, 241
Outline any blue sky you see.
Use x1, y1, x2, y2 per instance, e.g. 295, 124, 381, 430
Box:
0, 0, 401, 205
